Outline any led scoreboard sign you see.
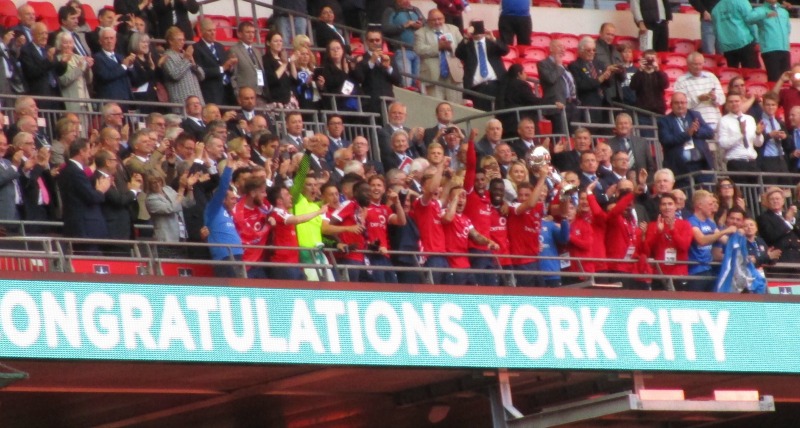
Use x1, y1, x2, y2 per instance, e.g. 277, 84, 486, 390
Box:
0, 279, 794, 373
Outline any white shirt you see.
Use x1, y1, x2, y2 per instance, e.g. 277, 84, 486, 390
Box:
471, 39, 498, 86
716, 113, 764, 161
673, 72, 725, 127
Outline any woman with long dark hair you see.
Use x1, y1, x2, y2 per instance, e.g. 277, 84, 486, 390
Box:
496, 63, 544, 138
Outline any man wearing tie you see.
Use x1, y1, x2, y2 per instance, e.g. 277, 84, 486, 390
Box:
180, 96, 206, 141
0, 27, 25, 95
325, 114, 350, 164
382, 130, 418, 174
11, 4, 35, 55
578, 151, 611, 207
606, 112, 656, 178
229, 21, 268, 104
281, 111, 307, 150
758, 93, 791, 183
194, 18, 237, 106
92, 28, 134, 106
657, 92, 715, 189
455, 20, 508, 111
20, 23, 67, 111
568, 37, 620, 126
717, 93, 764, 183
414, 8, 463, 103
313, 6, 349, 54
538, 39, 576, 135
48, 6, 92, 58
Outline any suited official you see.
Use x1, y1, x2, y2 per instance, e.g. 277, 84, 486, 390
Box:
455, 22, 507, 111
93, 150, 139, 242
194, 18, 237, 106
181, 95, 207, 141
414, 8, 463, 103
152, 0, 199, 39
0, 31, 25, 95
0, 134, 22, 224
354, 29, 401, 114
378, 102, 426, 161
606, 113, 656, 178
758, 187, 800, 263
229, 22, 267, 102
567, 37, 617, 125
59, 140, 111, 245
20, 23, 66, 111
313, 6, 349, 55
92, 28, 134, 107
538, 39, 577, 135
758, 95, 792, 185
48, 5, 92, 58
657, 92, 715, 188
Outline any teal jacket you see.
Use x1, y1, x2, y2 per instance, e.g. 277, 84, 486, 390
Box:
712, 0, 757, 53
746, 3, 791, 53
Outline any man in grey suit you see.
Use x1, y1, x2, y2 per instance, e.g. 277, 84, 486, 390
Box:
606, 112, 655, 178
229, 21, 267, 103
414, 8, 463, 102
537, 39, 573, 135
281, 111, 306, 150
0, 133, 22, 225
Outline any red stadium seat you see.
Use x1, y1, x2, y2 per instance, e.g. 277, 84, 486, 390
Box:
562, 49, 577, 63
746, 69, 769, 84
530, 32, 551, 49
202, 15, 236, 41
662, 66, 685, 81
718, 67, 742, 84
520, 46, 548, 62
522, 60, 539, 77
504, 46, 519, 61
502, 58, 516, 69
746, 82, 769, 97
0, 0, 18, 27
791, 44, 800, 65
534, 0, 562, 6
670, 38, 696, 55
703, 54, 725, 69
679, 5, 700, 13
553, 33, 580, 50
615, 35, 639, 51
615, 2, 630, 10
661, 52, 687, 67
80, 4, 98, 29
28, 1, 57, 18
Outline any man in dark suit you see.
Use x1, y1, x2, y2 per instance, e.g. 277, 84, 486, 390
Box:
308, 134, 332, 175
11, 4, 35, 54
758, 93, 792, 184
354, 28, 401, 114
313, 5, 349, 54
227, 87, 271, 141
423, 101, 460, 146
378, 102, 426, 161
92, 28, 134, 107
758, 186, 800, 263
152, 0, 199, 39
509, 117, 538, 160
93, 149, 140, 245
0, 133, 22, 226
606, 112, 656, 178
382, 129, 420, 173
578, 151, 610, 206
351, 135, 384, 176
59, 139, 112, 253
48, 6, 92, 57
85, 8, 116, 54
0, 28, 25, 96
194, 18, 237, 106
19, 23, 66, 112
455, 21, 508, 111
552, 127, 592, 174
568, 36, 620, 126
538, 39, 575, 135
476, 119, 503, 160
657, 92, 715, 189
325, 114, 351, 164
181, 96, 207, 141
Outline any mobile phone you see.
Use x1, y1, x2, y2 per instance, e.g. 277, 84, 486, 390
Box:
313, 67, 324, 77
472, 20, 485, 35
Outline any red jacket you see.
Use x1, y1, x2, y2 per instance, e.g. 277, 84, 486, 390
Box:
601, 193, 641, 273
568, 215, 594, 274
643, 218, 693, 276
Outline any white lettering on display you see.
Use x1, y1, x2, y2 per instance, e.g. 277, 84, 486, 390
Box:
0, 290, 732, 368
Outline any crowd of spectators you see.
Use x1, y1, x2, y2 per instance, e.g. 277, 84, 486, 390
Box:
0, 0, 796, 292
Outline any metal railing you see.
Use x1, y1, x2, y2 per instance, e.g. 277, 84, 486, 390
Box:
0, 234, 783, 291
675, 170, 800, 217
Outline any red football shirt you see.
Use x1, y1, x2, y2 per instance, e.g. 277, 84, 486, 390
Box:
507, 202, 544, 265
411, 198, 446, 253
365, 202, 392, 249
443, 212, 474, 268
489, 206, 511, 266
332, 200, 366, 262
232, 200, 271, 263
269, 208, 300, 263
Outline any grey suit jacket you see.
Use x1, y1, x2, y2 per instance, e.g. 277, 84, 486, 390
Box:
606, 135, 656, 177
0, 159, 20, 221
162, 50, 205, 105
229, 42, 266, 97
537, 56, 569, 105
145, 186, 195, 242
414, 24, 463, 82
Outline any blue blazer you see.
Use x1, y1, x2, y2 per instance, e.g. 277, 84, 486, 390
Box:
92, 51, 133, 103
657, 110, 715, 176
58, 161, 108, 239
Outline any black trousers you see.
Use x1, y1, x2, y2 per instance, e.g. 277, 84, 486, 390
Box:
724, 42, 760, 69
468, 80, 500, 112
498, 15, 531, 46
726, 158, 759, 183
645, 20, 669, 52
759, 155, 791, 185
762, 50, 791, 82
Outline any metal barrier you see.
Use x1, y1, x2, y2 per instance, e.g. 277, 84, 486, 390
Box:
0, 234, 770, 289
675, 170, 800, 217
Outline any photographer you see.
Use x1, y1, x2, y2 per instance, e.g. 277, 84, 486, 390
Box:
455, 19, 508, 111
629, 49, 669, 115
354, 28, 401, 115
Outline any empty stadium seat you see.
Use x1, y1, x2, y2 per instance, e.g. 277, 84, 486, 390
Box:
504, 46, 519, 61
0, 0, 18, 27
746, 82, 769, 97
553, 33, 580, 50
791, 44, 800, 64
703, 54, 725, 69
28, 1, 59, 30
662, 66, 685, 81
615, 2, 630, 10
746, 69, 769, 84
201, 15, 236, 41
535, 0, 562, 7
522, 60, 538, 77
661, 52, 687, 67
530, 32, 551, 48
670, 39, 696, 55
615, 36, 639, 51
679, 5, 699, 13
562, 49, 577, 63
520, 46, 548, 62
80, 4, 98, 29
718, 67, 743, 84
